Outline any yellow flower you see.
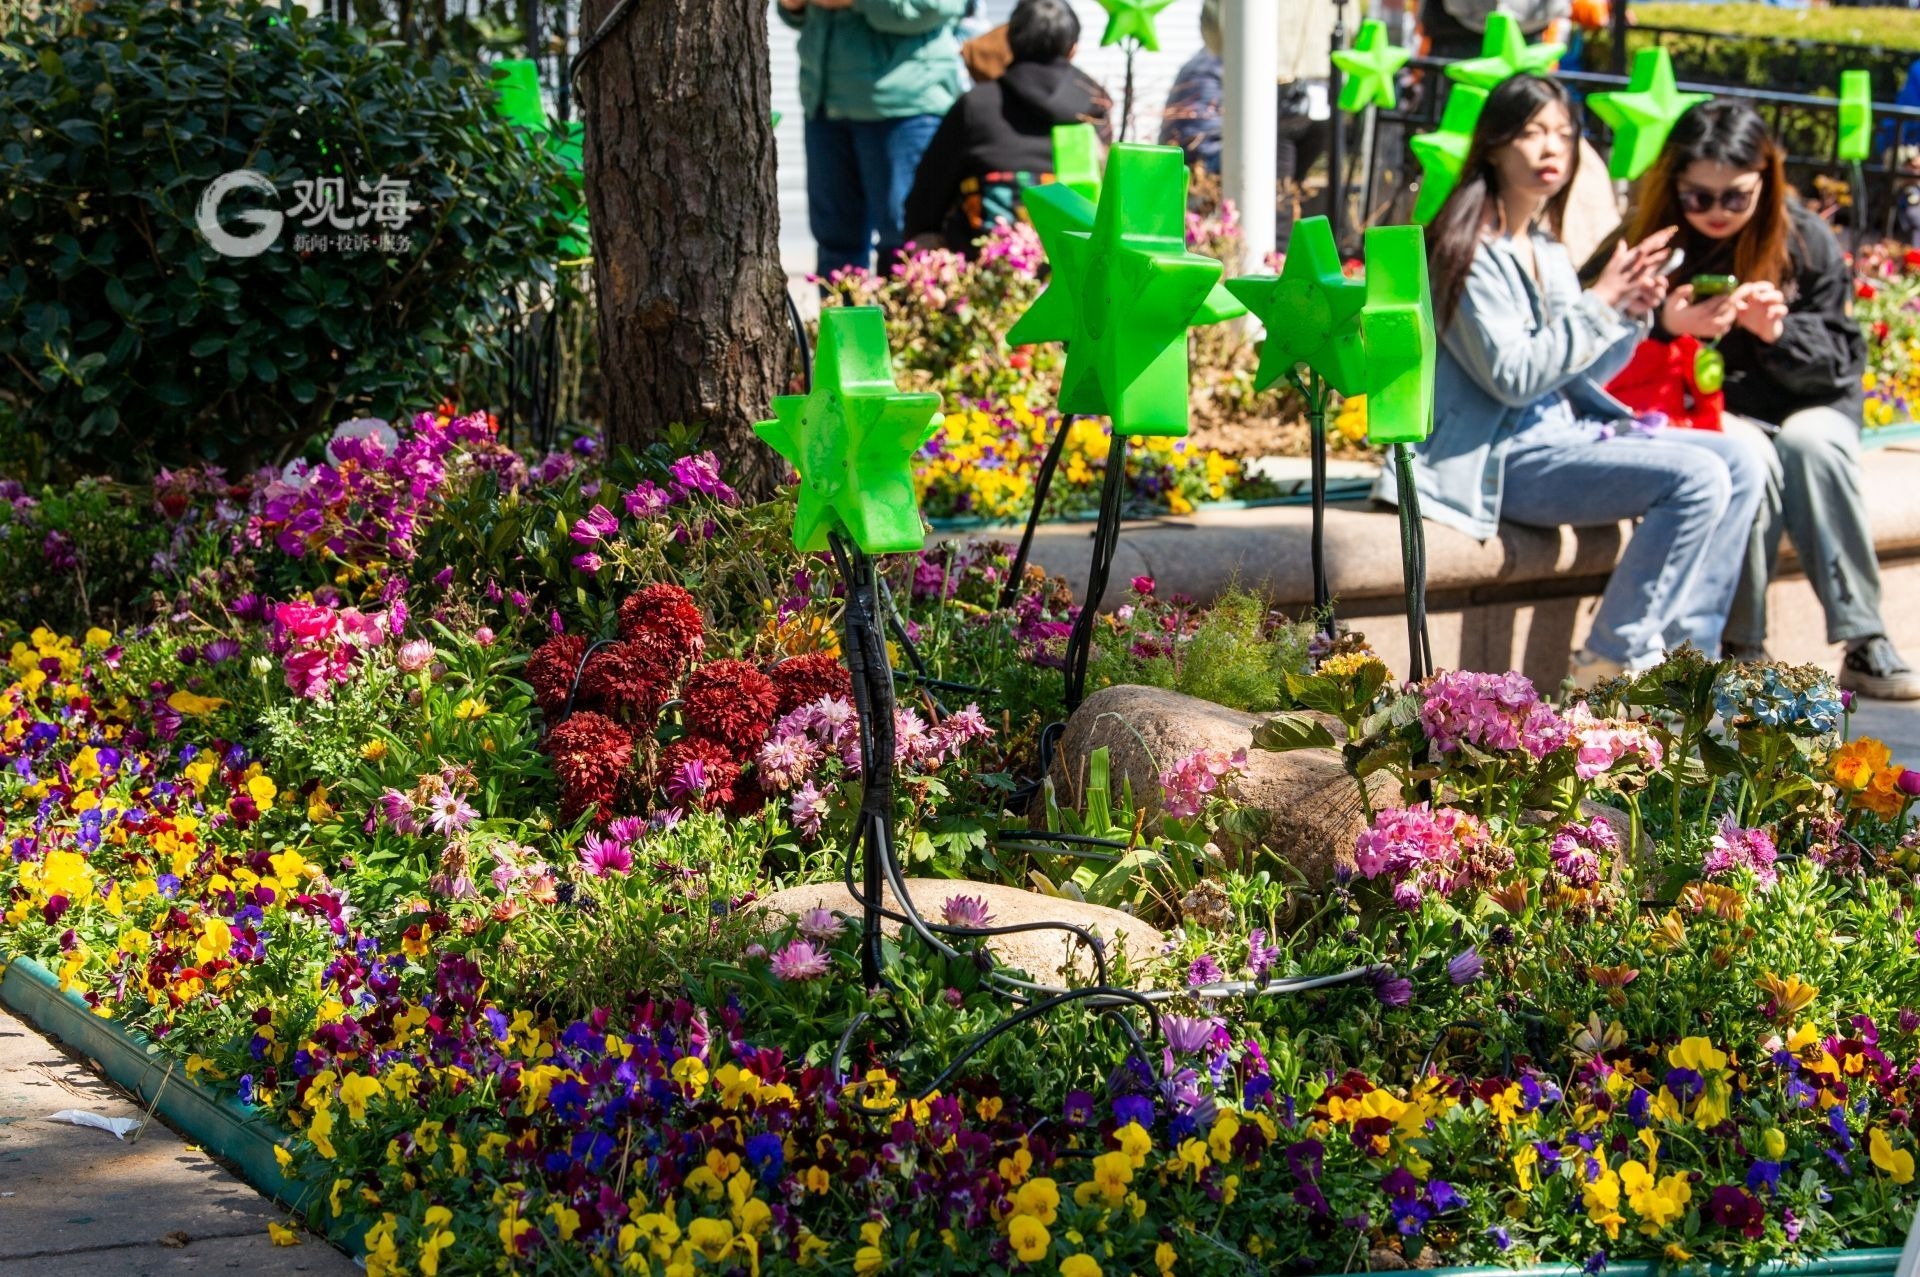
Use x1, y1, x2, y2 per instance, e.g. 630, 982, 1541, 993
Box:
1208, 1110, 1241, 1163
339, 1074, 382, 1123
418, 1205, 455, 1275
1115, 1120, 1152, 1168
1763, 1127, 1787, 1160
1757, 972, 1819, 1020
306, 1103, 336, 1159
1155, 1241, 1179, 1274
83, 627, 112, 650
1008, 1215, 1050, 1263
195, 917, 233, 963
1667, 1037, 1727, 1074
1089, 1151, 1133, 1204
1060, 1256, 1103, 1277
687, 1217, 734, 1261
268, 1222, 301, 1247
1872, 1127, 1916, 1184
671, 1055, 710, 1092
1013, 1177, 1061, 1225
247, 774, 277, 811
166, 690, 228, 717
361, 738, 389, 761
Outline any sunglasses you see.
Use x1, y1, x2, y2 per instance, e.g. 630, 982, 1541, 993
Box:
1677, 185, 1758, 215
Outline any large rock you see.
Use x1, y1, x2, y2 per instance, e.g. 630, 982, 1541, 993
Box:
756, 879, 1165, 988
1051, 685, 1395, 886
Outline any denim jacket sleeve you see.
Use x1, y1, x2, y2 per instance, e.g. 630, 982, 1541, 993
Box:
1444, 244, 1644, 409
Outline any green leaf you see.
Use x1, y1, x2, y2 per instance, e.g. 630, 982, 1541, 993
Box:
1251, 711, 1337, 753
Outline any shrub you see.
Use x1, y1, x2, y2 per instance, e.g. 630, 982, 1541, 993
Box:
0, 0, 574, 478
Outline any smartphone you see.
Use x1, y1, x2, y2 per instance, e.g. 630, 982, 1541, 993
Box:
1661, 248, 1687, 277
1691, 274, 1738, 298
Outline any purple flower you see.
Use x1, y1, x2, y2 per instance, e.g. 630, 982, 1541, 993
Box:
796, 906, 844, 940
1160, 1013, 1220, 1055
1447, 947, 1484, 985
569, 504, 621, 545
1373, 969, 1413, 1008
789, 782, 828, 837
939, 894, 994, 929
1247, 927, 1280, 981
1063, 1089, 1095, 1125
664, 758, 709, 806
1187, 953, 1225, 988
425, 790, 476, 836
769, 939, 831, 982
624, 480, 674, 518
580, 834, 634, 877
668, 452, 738, 505
571, 552, 604, 573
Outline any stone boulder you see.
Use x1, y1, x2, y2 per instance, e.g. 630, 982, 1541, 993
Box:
1051, 685, 1397, 886
756, 879, 1166, 988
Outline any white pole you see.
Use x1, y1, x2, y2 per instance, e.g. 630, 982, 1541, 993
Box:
1221, 0, 1279, 274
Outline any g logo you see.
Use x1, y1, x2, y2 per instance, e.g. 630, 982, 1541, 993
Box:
196, 170, 283, 258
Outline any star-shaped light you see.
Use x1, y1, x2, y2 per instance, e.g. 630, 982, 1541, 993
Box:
1444, 12, 1563, 91
492, 59, 548, 132
1011, 144, 1225, 437
756, 307, 941, 554
1225, 216, 1367, 395
1357, 225, 1436, 445
1586, 48, 1710, 181
1095, 0, 1175, 52
1009, 147, 1241, 425
1839, 69, 1873, 162
1052, 122, 1103, 204
1410, 85, 1487, 225
1332, 20, 1411, 113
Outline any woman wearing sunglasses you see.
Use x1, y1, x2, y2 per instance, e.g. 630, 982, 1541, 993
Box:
1395, 75, 1766, 684
1620, 100, 1919, 699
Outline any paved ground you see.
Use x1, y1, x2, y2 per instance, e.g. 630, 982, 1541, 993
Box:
1852, 697, 1920, 764
0, 1007, 355, 1276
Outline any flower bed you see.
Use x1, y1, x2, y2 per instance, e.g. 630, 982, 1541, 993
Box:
4, 409, 1920, 1274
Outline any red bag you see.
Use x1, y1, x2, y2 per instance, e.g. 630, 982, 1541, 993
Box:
1605, 334, 1724, 431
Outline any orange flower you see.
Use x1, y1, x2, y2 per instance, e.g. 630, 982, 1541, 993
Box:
1831, 737, 1891, 792
1857, 766, 1907, 820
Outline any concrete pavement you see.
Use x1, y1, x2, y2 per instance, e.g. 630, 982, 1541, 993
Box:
0, 1007, 354, 1276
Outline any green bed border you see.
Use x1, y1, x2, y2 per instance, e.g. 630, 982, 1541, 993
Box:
2, 953, 1909, 1274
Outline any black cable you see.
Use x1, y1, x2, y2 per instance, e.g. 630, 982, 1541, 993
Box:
784, 287, 814, 393
567, 0, 640, 88
999, 414, 1074, 611
1062, 432, 1128, 710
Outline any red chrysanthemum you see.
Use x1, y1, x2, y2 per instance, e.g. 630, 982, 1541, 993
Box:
656, 735, 742, 812
768, 651, 853, 716
681, 659, 780, 754
526, 633, 588, 715
618, 583, 705, 661
574, 639, 676, 722
545, 710, 634, 823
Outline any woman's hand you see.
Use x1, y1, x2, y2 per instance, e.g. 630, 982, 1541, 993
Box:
1659, 284, 1738, 339
1589, 228, 1676, 314
1732, 281, 1788, 343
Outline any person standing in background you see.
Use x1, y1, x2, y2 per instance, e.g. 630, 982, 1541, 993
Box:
776, 0, 970, 277
1159, 0, 1337, 253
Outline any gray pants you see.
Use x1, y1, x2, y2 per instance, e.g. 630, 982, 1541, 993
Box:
1722, 408, 1886, 648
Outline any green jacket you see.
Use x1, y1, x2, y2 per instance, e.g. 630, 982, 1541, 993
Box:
776, 0, 968, 122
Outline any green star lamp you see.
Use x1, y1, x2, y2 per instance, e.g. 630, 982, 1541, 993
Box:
1445, 13, 1563, 90
1052, 123, 1103, 204
1095, 0, 1175, 52
1357, 226, 1437, 447
1333, 20, 1412, 113
1839, 70, 1873, 162
1226, 216, 1367, 397
492, 59, 548, 134
755, 306, 941, 555
1007, 143, 1236, 436
1586, 48, 1710, 181
1410, 85, 1487, 225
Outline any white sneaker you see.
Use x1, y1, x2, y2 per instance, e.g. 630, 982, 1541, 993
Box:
1569, 648, 1627, 687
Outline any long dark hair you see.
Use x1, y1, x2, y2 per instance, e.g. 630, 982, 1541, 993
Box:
1626, 99, 1792, 287
1428, 75, 1580, 331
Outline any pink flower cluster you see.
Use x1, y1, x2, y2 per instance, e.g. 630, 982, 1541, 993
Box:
269, 599, 390, 699
579, 816, 647, 878
755, 697, 993, 837
1160, 748, 1247, 819
1565, 702, 1664, 779
1353, 803, 1509, 909
249, 410, 507, 564
1419, 670, 1569, 760
1704, 814, 1779, 888
1548, 817, 1617, 888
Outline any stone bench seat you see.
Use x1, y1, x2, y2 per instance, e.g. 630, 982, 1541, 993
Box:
966, 441, 1920, 689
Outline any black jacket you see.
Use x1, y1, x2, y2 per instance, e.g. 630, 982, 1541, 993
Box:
902, 57, 1111, 246
1644, 201, 1867, 425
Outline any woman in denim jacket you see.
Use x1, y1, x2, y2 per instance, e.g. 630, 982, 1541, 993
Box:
1383, 75, 1767, 682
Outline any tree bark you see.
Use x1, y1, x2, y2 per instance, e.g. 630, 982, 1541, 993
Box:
577, 0, 791, 499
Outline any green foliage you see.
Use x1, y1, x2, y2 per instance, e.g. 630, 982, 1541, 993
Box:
1085, 585, 1312, 712
0, 0, 574, 478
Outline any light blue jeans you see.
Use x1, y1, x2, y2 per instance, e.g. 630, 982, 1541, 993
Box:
1499, 426, 1770, 669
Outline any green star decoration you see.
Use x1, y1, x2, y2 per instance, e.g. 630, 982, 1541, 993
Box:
1052, 123, 1103, 205
1357, 225, 1437, 445
1007, 152, 1242, 419
1332, 20, 1411, 113
1587, 48, 1710, 181
1444, 12, 1563, 91
1225, 216, 1368, 396
755, 307, 941, 555
1839, 70, 1873, 163
1410, 85, 1487, 225
1095, 0, 1175, 52
492, 59, 548, 133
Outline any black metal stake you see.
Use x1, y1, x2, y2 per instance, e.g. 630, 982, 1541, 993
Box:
1122, 43, 1137, 144
999, 414, 1074, 610
1392, 441, 1432, 682
1289, 370, 1333, 623
1061, 431, 1128, 711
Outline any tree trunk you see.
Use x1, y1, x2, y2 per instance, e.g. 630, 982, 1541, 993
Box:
577, 0, 791, 500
